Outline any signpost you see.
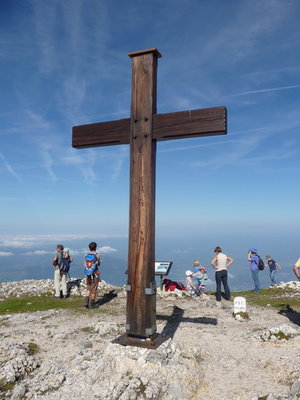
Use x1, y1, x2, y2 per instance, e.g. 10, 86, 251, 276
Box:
155, 261, 173, 290
72, 48, 227, 348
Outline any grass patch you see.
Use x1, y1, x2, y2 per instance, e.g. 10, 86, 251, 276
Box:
0, 295, 85, 315
231, 288, 300, 312
0, 294, 122, 316
0, 378, 15, 393
80, 326, 94, 333
234, 311, 250, 319
28, 342, 39, 355
0, 319, 10, 327
273, 331, 289, 340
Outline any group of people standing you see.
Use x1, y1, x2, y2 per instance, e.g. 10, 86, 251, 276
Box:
247, 249, 282, 293
51, 241, 299, 306
186, 246, 233, 301
52, 242, 101, 308
185, 247, 292, 301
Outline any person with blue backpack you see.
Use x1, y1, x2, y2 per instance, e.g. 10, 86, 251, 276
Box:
84, 242, 101, 309
52, 244, 73, 299
248, 248, 262, 293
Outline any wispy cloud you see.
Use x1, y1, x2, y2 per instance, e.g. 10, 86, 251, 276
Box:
99, 246, 118, 254
0, 234, 127, 249
230, 84, 300, 97
62, 149, 97, 183
172, 249, 189, 254
23, 250, 52, 256
186, 130, 281, 170
111, 147, 129, 181
0, 252, 13, 257
0, 152, 20, 180
19, 245, 117, 255
39, 143, 58, 183
158, 139, 236, 154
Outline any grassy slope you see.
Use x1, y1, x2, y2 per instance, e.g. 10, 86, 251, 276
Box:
230, 287, 300, 312
0, 287, 299, 316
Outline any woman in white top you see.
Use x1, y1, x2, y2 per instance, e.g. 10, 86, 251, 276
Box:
211, 246, 233, 301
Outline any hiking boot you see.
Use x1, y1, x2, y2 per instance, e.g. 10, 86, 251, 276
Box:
89, 299, 96, 309
83, 296, 89, 309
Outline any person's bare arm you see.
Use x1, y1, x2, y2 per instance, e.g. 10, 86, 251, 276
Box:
226, 256, 233, 268
211, 256, 218, 270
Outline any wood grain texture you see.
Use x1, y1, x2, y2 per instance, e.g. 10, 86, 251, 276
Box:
126, 51, 158, 337
72, 107, 226, 148
153, 106, 227, 140
72, 118, 130, 148
128, 48, 162, 59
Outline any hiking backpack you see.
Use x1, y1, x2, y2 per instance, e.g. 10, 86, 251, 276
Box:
59, 255, 71, 273
84, 253, 98, 275
256, 255, 265, 271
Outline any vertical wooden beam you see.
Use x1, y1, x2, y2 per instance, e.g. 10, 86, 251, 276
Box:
125, 49, 160, 338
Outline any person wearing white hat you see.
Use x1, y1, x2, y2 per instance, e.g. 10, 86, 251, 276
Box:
185, 270, 200, 297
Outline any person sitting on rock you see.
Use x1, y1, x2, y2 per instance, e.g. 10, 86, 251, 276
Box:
191, 260, 202, 286
185, 270, 200, 297
194, 266, 208, 293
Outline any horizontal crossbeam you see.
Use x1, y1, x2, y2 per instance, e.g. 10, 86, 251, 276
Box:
72, 106, 227, 149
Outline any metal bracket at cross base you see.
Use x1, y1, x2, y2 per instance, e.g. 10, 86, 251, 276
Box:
113, 277, 169, 348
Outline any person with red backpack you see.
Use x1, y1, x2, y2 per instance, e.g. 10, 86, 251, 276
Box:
83, 242, 101, 309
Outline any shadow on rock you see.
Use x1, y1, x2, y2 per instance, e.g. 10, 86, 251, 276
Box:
95, 290, 118, 307
279, 305, 300, 326
157, 305, 217, 339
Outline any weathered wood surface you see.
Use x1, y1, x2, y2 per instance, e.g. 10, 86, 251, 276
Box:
128, 48, 162, 59
72, 107, 226, 148
153, 106, 227, 140
126, 50, 157, 336
72, 118, 130, 148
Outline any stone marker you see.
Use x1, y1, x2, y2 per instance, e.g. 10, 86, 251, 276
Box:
233, 296, 246, 314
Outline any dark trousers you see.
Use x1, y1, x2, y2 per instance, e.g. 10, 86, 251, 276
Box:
215, 270, 230, 301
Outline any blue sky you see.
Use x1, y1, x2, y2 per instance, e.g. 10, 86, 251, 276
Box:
0, 0, 299, 287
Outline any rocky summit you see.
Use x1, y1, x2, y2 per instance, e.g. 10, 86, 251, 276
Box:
0, 279, 299, 400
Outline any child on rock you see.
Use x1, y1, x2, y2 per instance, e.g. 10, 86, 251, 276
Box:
185, 270, 201, 297
194, 266, 208, 294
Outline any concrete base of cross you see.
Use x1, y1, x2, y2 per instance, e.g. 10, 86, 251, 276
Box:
112, 333, 169, 349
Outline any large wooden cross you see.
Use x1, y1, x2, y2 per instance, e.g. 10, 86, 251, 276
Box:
72, 48, 227, 348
